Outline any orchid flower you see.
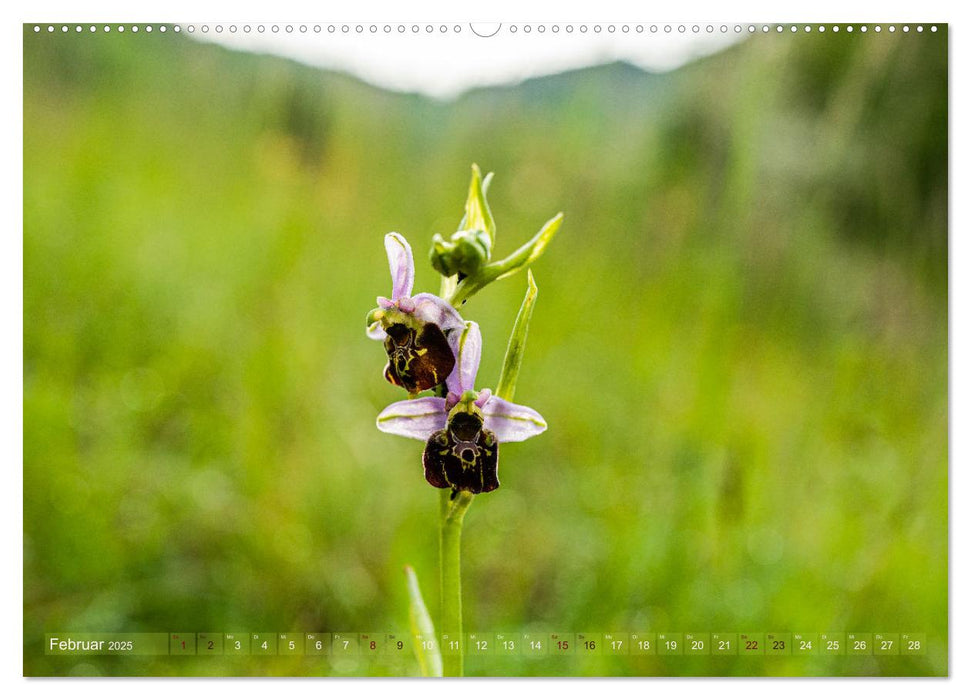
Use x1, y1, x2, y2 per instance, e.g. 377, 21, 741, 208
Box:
375, 322, 546, 494
366, 233, 466, 394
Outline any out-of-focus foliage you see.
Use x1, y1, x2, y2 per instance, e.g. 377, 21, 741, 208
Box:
23, 27, 947, 676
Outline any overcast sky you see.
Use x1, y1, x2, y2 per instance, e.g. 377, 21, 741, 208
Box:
198, 22, 745, 99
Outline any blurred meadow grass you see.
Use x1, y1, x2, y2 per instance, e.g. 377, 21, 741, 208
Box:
23, 27, 947, 676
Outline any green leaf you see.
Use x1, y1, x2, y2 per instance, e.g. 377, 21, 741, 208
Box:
450, 212, 562, 306
496, 270, 539, 402
404, 565, 443, 677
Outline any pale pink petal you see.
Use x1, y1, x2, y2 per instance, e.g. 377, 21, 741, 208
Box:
482, 397, 547, 443
411, 293, 466, 333
366, 321, 387, 340
376, 397, 447, 440
385, 232, 414, 300
446, 322, 482, 395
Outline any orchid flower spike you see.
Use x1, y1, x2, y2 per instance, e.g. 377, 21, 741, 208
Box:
375, 322, 546, 494
366, 233, 466, 394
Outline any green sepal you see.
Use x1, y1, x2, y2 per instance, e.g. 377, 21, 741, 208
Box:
449, 212, 562, 307
404, 565, 443, 677
429, 228, 491, 278
458, 163, 495, 247
496, 269, 538, 402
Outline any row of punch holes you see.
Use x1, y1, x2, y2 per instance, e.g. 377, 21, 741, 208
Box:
33, 24, 939, 35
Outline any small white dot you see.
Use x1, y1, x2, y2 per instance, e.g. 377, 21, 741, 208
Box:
33, 25, 39, 32
861, 26, 868, 32
622, 25, 629, 33
834, 26, 840, 32
159, 26, 166, 33
132, 25, 138, 32
776, 25, 783, 33
539, 25, 546, 33
735, 25, 742, 33
173, 25, 180, 33
511, 25, 518, 33
454, 25, 461, 33
903, 25, 910, 32
525, 25, 532, 33
847, 25, 853, 32
917, 25, 924, 32
889, 26, 896, 32
749, 25, 756, 33
790, 25, 797, 32
635, 25, 643, 33
931, 26, 938, 32
314, 25, 321, 33
89, 26, 96, 32
651, 25, 658, 33
230, 25, 237, 33
102, 25, 109, 32
875, 26, 882, 32
804, 25, 811, 32
819, 25, 826, 32
762, 25, 769, 33
708, 25, 715, 33
75, 25, 82, 32
145, 26, 153, 32
61, 25, 68, 32
722, 25, 729, 33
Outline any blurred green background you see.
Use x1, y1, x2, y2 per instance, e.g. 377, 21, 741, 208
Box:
23, 26, 947, 676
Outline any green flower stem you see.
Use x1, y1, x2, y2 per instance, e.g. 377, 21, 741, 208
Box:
440, 490, 474, 676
